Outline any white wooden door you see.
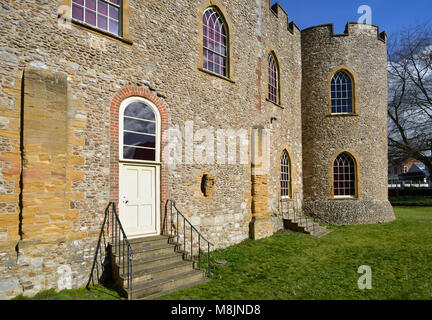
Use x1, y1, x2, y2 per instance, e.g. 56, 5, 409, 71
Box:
119, 164, 160, 238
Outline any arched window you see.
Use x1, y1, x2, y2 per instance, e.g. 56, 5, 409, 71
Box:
331, 70, 353, 113
333, 153, 356, 197
203, 7, 228, 77
120, 98, 160, 162
268, 53, 279, 104
280, 150, 291, 198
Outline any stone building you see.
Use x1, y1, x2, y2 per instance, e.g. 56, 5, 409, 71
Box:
0, 0, 394, 298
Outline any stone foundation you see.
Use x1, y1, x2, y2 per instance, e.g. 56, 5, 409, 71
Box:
303, 200, 395, 225
0, 238, 98, 299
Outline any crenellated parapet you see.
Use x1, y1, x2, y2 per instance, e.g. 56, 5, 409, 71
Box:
302, 22, 387, 43
266, 1, 300, 35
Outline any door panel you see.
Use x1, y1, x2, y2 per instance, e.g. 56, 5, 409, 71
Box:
119, 164, 159, 238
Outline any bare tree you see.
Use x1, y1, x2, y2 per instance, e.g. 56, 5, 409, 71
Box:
388, 23, 432, 176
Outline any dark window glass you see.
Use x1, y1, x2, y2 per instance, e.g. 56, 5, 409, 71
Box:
124, 133, 156, 149
122, 101, 158, 162
124, 102, 156, 121
124, 118, 155, 134
123, 147, 156, 162
333, 153, 356, 197
331, 71, 353, 113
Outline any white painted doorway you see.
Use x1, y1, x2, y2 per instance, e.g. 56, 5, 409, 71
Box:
118, 97, 161, 239
119, 164, 160, 238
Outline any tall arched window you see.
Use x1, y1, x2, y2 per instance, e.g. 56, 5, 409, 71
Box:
280, 150, 291, 198
203, 7, 228, 77
333, 152, 356, 197
120, 98, 160, 162
268, 53, 279, 104
331, 70, 353, 114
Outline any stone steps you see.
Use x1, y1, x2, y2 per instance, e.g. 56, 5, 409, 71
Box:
283, 214, 332, 238
113, 235, 207, 300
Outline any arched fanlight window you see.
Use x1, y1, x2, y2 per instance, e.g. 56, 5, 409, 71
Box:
203, 7, 228, 77
331, 70, 353, 113
333, 152, 356, 197
120, 98, 160, 162
268, 53, 279, 104
280, 150, 291, 198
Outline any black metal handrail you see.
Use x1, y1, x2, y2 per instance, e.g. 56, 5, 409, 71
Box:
280, 192, 316, 235
163, 200, 213, 277
86, 202, 134, 299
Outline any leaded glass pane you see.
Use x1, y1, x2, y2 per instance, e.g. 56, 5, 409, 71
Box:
71, 0, 121, 36
331, 71, 353, 113
203, 7, 227, 77
280, 151, 291, 198
268, 54, 279, 104
333, 153, 356, 196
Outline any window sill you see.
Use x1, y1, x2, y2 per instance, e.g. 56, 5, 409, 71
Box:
326, 113, 359, 117
198, 68, 235, 83
71, 19, 133, 45
331, 196, 358, 200
266, 98, 283, 109
280, 197, 294, 202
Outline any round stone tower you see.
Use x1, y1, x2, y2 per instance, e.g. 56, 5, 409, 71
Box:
300, 23, 395, 225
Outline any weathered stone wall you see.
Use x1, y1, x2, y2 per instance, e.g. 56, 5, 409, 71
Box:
301, 23, 395, 224
0, 0, 303, 298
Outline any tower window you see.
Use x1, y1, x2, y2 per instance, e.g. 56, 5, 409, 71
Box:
331, 70, 353, 113
333, 152, 356, 197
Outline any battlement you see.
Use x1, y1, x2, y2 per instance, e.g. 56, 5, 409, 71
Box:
302, 22, 387, 43
267, 1, 300, 34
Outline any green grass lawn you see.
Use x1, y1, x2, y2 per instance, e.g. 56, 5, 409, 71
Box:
14, 206, 432, 300
157, 206, 432, 300
12, 285, 125, 300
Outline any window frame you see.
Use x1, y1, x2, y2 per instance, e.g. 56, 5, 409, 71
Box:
202, 6, 229, 78
328, 67, 358, 116
280, 150, 292, 199
332, 152, 358, 199
119, 97, 161, 164
267, 52, 281, 106
198, 4, 233, 82
64, 0, 132, 43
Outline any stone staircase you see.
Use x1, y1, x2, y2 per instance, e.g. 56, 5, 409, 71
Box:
283, 213, 332, 238
113, 235, 209, 300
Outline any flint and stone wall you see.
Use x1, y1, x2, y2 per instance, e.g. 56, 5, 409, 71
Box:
300, 23, 395, 225
0, 0, 302, 298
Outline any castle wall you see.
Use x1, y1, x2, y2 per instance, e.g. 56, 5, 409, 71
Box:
301, 23, 395, 224
0, 0, 303, 298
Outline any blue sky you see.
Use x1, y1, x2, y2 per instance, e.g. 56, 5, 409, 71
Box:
271, 0, 432, 35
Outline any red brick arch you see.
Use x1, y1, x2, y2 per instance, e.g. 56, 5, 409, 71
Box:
109, 87, 169, 227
